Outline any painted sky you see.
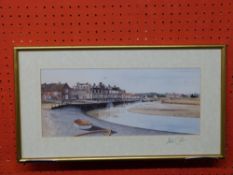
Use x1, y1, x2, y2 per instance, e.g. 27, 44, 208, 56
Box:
41, 69, 200, 94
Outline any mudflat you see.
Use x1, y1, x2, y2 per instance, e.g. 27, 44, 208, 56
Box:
128, 100, 200, 118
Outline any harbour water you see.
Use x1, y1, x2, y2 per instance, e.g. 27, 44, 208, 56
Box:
42, 102, 200, 137
88, 102, 200, 134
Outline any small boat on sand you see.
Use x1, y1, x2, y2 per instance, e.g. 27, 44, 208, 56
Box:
74, 119, 92, 130
75, 128, 112, 137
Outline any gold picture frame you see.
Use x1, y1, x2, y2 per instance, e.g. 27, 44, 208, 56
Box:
14, 45, 225, 162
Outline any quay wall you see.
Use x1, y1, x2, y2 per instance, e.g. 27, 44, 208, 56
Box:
51, 100, 139, 111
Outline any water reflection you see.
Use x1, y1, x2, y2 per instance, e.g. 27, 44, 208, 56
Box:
43, 105, 175, 137
87, 102, 200, 134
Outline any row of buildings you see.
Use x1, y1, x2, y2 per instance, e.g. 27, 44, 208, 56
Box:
41, 82, 140, 103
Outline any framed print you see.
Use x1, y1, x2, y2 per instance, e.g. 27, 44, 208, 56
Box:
14, 45, 225, 162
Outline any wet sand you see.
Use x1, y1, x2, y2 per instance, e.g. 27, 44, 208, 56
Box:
161, 98, 200, 105
41, 98, 200, 137
88, 101, 200, 118
128, 101, 200, 118
41, 105, 176, 137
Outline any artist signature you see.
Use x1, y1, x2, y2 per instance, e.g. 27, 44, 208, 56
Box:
166, 137, 185, 144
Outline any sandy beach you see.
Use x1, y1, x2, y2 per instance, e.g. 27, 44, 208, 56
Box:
128, 101, 200, 118
41, 105, 177, 137
161, 98, 200, 105
41, 103, 60, 110
41, 98, 200, 137
88, 99, 200, 119
86, 101, 200, 134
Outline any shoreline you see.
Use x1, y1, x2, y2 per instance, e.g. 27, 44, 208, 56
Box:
41, 100, 200, 136
161, 98, 200, 105
42, 100, 200, 118
42, 107, 180, 137
86, 101, 200, 119
127, 103, 200, 118
83, 110, 181, 135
